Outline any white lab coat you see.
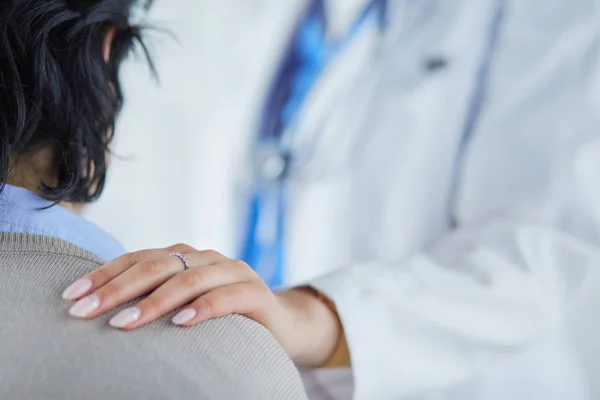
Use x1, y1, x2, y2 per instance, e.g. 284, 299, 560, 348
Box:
201, 0, 600, 398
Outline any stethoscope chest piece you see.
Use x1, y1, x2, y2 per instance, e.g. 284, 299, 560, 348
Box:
254, 142, 291, 185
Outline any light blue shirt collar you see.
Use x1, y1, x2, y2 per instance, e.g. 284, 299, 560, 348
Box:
0, 184, 126, 261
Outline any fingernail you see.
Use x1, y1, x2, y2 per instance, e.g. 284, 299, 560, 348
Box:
62, 278, 93, 300
109, 307, 141, 328
69, 294, 100, 318
172, 309, 197, 325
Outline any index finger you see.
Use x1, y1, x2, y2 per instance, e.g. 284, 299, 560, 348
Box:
61, 249, 168, 300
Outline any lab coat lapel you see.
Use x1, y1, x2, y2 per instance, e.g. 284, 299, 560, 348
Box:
290, 1, 384, 177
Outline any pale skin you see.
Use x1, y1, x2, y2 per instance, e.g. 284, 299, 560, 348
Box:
60, 245, 341, 367
9, 29, 343, 369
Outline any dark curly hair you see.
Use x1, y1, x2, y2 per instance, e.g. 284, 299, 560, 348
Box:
0, 0, 153, 203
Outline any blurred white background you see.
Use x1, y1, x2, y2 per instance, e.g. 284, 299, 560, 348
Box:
86, 0, 600, 396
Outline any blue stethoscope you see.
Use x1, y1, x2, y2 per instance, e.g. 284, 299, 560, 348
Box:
241, 0, 388, 288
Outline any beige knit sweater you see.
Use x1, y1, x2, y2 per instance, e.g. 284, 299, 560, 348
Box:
0, 233, 307, 400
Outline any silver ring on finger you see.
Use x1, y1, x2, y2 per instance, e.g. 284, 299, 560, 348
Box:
169, 252, 192, 271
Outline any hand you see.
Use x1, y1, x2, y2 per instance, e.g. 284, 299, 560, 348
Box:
62, 244, 340, 366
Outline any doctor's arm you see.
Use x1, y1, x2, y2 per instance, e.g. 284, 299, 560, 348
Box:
306, 220, 595, 397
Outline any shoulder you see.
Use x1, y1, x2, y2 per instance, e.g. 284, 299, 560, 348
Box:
148, 314, 308, 399
0, 239, 306, 400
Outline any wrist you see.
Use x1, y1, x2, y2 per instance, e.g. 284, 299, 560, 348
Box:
276, 287, 341, 367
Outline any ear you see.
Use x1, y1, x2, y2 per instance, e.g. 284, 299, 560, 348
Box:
103, 28, 116, 63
